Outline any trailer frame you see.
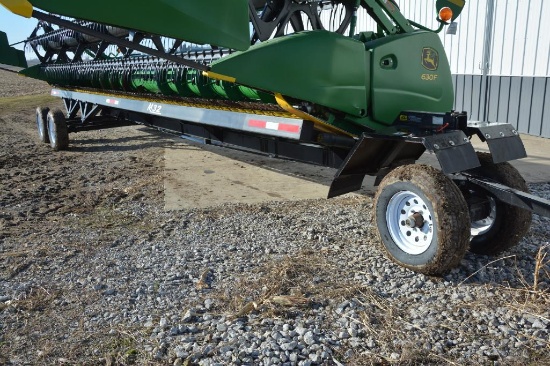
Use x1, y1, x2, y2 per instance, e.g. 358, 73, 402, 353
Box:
45, 87, 550, 219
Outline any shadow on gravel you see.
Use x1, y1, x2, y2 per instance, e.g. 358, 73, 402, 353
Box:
68, 125, 377, 196
69, 133, 172, 153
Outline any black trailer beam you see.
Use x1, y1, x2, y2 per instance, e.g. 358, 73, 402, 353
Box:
124, 111, 350, 169
465, 176, 550, 217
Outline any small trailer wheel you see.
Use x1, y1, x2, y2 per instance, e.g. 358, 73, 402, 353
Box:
47, 109, 69, 151
374, 165, 470, 275
36, 107, 50, 143
465, 152, 532, 255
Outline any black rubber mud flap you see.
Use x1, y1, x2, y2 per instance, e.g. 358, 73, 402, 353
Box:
328, 131, 481, 199
422, 131, 480, 174
328, 134, 425, 198
467, 122, 527, 163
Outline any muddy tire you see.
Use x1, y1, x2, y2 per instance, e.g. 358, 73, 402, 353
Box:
47, 109, 69, 151
36, 107, 50, 143
464, 152, 532, 255
374, 165, 470, 275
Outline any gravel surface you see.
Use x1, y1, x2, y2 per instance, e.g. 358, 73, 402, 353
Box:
1, 69, 549, 365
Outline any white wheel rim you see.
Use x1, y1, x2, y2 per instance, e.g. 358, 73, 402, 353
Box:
37, 113, 44, 139
470, 198, 496, 236
48, 118, 57, 145
386, 191, 434, 255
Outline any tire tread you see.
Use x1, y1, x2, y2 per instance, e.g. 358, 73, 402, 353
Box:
467, 152, 532, 255
36, 106, 50, 144
47, 109, 69, 151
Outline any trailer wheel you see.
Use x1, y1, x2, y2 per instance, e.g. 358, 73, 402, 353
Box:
465, 152, 532, 255
374, 165, 470, 275
36, 107, 50, 143
47, 109, 69, 151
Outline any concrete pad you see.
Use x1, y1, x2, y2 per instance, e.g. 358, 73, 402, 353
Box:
164, 140, 341, 210
164, 134, 550, 210
471, 134, 550, 183
418, 134, 550, 183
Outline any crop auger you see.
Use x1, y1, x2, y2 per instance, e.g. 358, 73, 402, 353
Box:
1, 0, 549, 275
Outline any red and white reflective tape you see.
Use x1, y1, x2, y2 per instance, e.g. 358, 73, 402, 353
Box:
106, 98, 120, 105
248, 119, 300, 134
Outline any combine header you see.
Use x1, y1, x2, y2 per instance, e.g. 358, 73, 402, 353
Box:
1, 0, 549, 274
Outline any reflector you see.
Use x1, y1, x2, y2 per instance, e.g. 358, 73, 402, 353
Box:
439, 7, 454, 22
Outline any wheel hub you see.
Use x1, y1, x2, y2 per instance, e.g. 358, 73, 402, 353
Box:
470, 198, 496, 237
406, 212, 425, 228
386, 191, 434, 255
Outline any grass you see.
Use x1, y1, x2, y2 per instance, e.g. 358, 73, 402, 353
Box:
0, 94, 59, 114
103, 329, 144, 366
533, 244, 550, 293
216, 249, 368, 319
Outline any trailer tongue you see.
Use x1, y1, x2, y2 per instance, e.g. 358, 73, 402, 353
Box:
2, 0, 549, 275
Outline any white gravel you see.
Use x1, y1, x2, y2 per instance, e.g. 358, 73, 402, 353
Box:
2, 183, 549, 365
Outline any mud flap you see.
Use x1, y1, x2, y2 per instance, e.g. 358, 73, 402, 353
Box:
328, 131, 480, 199
467, 122, 527, 163
328, 134, 425, 198
422, 130, 480, 174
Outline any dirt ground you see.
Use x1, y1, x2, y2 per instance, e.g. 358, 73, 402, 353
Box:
0, 70, 179, 364
0, 70, 168, 236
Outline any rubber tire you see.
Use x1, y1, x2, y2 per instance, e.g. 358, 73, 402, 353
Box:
36, 107, 50, 143
47, 109, 69, 151
374, 165, 470, 275
466, 152, 532, 255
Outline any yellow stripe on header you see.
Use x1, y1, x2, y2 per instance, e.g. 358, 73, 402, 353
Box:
448, 0, 465, 7
203, 71, 236, 83
274, 93, 356, 137
0, 0, 33, 17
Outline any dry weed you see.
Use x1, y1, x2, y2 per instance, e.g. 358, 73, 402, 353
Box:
533, 244, 550, 293
196, 268, 213, 290
217, 249, 363, 318
497, 244, 550, 320
8, 286, 62, 312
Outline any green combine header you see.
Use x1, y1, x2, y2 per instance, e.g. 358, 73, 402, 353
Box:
1, 0, 549, 275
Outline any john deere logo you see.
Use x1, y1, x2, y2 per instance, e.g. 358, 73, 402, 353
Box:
422, 47, 439, 71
